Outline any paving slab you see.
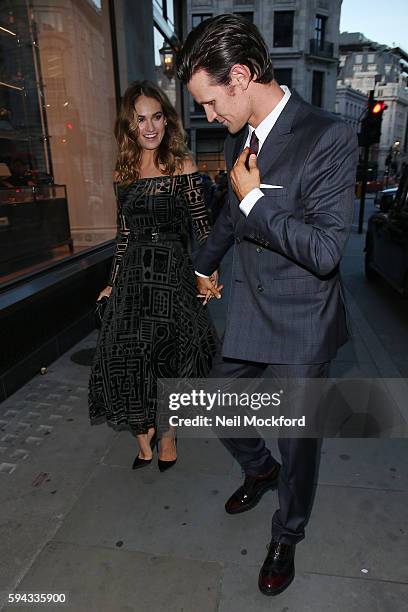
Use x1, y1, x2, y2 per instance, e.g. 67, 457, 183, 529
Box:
2, 541, 223, 612
52, 461, 408, 583
55, 464, 270, 566
0, 366, 116, 595
103, 433, 235, 477
219, 563, 408, 612
318, 439, 408, 490
298, 486, 408, 582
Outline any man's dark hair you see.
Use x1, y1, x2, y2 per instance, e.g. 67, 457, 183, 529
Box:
177, 14, 274, 85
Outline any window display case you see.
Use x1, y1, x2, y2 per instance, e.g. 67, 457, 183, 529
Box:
0, 184, 72, 275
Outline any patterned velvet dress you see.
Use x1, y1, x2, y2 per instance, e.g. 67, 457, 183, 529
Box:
88, 171, 219, 434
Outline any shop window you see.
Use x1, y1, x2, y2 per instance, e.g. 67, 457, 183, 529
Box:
0, 1, 117, 284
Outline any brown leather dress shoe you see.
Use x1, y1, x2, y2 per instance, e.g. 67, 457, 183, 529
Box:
258, 540, 295, 596
225, 463, 280, 514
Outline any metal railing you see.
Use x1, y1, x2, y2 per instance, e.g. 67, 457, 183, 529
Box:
309, 39, 334, 58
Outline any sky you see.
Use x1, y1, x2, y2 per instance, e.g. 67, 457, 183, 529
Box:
340, 0, 407, 49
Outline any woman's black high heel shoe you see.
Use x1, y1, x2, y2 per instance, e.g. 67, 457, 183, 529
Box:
158, 436, 177, 472
132, 430, 158, 470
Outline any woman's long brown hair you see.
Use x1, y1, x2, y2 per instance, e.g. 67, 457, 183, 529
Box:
114, 80, 190, 184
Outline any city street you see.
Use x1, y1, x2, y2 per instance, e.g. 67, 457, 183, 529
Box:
1, 198, 408, 611
1, 0, 408, 609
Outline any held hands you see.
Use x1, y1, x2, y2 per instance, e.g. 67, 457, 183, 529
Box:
230, 147, 260, 202
196, 271, 224, 306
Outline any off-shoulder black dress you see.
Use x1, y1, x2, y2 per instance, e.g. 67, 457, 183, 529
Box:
88, 172, 219, 434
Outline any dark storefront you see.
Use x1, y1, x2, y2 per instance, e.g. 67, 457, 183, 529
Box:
0, 0, 182, 399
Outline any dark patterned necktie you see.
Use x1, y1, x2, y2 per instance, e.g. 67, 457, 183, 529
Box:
245, 130, 259, 169
249, 130, 259, 156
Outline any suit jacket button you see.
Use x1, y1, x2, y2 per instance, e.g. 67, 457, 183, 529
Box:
235, 237, 241, 244
257, 284, 264, 292
256, 247, 263, 253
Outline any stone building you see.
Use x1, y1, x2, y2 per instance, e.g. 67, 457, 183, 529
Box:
337, 32, 408, 175
185, 0, 342, 175
335, 85, 367, 132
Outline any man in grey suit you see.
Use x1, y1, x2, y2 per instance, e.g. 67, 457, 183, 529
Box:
177, 14, 358, 596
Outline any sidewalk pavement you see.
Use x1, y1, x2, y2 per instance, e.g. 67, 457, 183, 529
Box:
1, 229, 408, 612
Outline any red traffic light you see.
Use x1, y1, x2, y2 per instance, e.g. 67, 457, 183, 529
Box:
371, 102, 386, 114
66, 122, 74, 130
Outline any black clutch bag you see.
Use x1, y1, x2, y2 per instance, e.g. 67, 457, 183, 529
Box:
95, 296, 109, 329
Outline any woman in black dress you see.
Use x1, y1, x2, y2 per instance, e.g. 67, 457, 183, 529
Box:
88, 81, 219, 470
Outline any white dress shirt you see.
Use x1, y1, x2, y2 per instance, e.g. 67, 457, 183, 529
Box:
196, 85, 291, 278
239, 85, 291, 215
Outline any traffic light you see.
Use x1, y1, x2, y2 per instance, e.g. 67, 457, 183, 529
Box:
358, 99, 387, 147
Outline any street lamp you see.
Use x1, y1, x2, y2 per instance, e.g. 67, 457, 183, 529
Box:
159, 43, 175, 80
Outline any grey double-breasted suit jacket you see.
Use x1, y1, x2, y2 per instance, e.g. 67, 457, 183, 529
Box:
194, 90, 359, 364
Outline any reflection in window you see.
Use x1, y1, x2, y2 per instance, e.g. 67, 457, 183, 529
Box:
0, 1, 117, 282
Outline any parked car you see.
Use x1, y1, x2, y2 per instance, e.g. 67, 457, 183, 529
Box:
365, 168, 408, 296
374, 186, 398, 212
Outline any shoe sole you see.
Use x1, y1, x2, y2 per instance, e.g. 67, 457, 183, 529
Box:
225, 479, 279, 515
258, 569, 295, 596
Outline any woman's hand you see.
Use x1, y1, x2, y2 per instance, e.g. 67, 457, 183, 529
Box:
97, 285, 113, 301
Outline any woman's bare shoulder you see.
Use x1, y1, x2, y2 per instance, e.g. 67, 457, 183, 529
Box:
178, 156, 198, 175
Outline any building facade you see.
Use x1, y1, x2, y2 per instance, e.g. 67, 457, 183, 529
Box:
0, 0, 183, 398
335, 84, 367, 132
337, 32, 408, 175
185, 0, 342, 175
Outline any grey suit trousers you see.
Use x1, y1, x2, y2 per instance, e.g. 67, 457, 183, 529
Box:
208, 351, 329, 545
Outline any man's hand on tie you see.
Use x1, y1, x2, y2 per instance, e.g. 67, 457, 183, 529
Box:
230, 147, 260, 202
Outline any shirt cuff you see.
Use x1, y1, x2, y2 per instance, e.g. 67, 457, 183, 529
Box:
195, 271, 210, 278
239, 187, 264, 216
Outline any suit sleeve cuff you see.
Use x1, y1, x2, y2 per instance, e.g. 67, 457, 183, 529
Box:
239, 187, 264, 216
195, 271, 210, 278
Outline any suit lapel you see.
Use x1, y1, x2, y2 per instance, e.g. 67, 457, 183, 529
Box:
227, 91, 305, 231
256, 90, 302, 176
257, 132, 294, 176
232, 126, 249, 165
